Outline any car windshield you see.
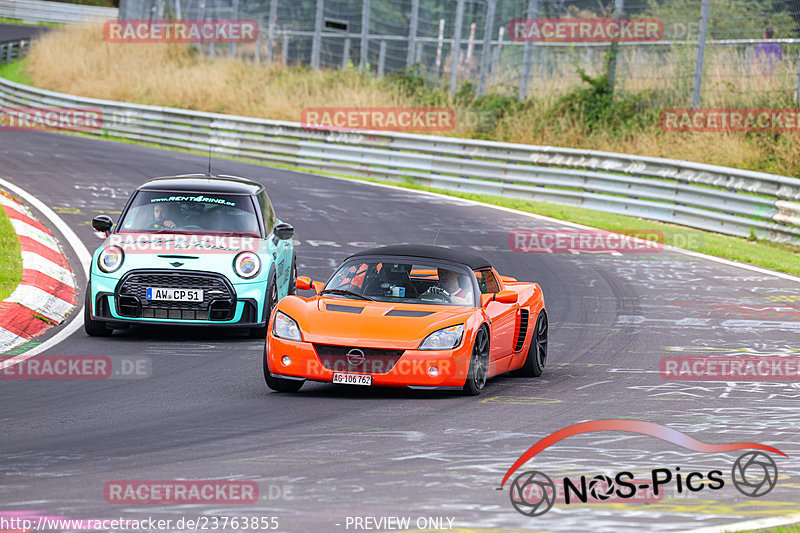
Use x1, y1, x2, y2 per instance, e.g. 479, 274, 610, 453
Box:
323, 259, 476, 306
117, 191, 260, 236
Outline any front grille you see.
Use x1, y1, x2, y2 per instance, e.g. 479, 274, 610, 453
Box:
514, 309, 529, 351
116, 270, 235, 321
314, 344, 405, 374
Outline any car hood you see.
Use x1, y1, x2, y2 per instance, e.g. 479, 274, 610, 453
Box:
283, 296, 476, 349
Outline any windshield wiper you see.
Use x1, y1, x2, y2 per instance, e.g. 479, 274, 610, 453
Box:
319, 289, 374, 301
215, 231, 259, 237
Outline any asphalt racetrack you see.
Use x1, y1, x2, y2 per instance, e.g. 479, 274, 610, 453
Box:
0, 129, 798, 532
0, 23, 49, 42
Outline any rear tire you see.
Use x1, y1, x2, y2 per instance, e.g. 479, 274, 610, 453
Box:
462, 326, 490, 396
83, 284, 112, 337
512, 310, 547, 377
263, 345, 304, 392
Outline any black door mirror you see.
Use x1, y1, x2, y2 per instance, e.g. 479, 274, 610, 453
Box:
92, 215, 113, 234
273, 222, 294, 241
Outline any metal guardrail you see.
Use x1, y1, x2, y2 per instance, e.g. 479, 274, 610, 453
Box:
0, 39, 30, 64
0, 0, 117, 24
0, 59, 798, 244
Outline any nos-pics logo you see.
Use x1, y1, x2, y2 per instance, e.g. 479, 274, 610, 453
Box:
500, 420, 785, 517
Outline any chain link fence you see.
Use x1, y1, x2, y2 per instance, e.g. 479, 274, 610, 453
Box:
118, 0, 800, 106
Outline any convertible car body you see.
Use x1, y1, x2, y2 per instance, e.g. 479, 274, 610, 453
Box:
264, 245, 547, 395
84, 174, 295, 337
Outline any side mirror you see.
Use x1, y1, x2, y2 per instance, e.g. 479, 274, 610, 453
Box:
274, 223, 294, 241
484, 290, 517, 306
296, 276, 313, 291
92, 215, 113, 234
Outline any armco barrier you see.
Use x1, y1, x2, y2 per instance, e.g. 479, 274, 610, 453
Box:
0, 62, 798, 244
0, 0, 117, 24
0, 39, 30, 64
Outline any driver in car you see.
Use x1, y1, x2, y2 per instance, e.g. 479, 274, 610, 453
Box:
425, 268, 472, 305
152, 203, 179, 229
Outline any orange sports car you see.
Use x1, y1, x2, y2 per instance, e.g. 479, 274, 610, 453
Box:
263, 245, 547, 395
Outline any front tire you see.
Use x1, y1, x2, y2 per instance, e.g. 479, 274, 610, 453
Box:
250, 270, 278, 339
83, 284, 112, 337
462, 326, 490, 395
512, 310, 548, 377
263, 345, 304, 392
287, 253, 297, 296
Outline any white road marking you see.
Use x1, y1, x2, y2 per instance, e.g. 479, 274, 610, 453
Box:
683, 513, 800, 533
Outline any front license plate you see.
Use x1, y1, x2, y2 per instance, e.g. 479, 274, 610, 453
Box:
146, 287, 203, 302
332, 372, 372, 386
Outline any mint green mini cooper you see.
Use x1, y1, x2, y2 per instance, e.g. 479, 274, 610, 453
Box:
84, 174, 295, 337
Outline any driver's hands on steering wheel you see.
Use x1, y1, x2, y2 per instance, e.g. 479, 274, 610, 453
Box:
424, 286, 450, 296
152, 219, 176, 229
421, 286, 452, 302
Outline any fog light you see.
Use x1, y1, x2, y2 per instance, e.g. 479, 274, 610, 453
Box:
282, 356, 291, 366
428, 366, 439, 377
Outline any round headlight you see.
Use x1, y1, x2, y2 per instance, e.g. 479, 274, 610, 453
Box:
98, 245, 124, 273
233, 251, 261, 279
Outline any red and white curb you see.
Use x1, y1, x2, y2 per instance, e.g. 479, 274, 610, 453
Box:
0, 191, 77, 353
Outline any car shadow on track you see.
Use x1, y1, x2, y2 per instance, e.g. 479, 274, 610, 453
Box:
100, 324, 260, 342
264, 379, 517, 401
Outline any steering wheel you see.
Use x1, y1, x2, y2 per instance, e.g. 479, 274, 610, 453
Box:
420, 286, 452, 303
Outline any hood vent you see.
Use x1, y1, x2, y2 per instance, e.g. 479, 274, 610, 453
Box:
385, 309, 433, 317
326, 303, 364, 314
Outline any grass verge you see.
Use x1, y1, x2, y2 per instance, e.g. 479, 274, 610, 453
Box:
0, 58, 33, 85
739, 526, 800, 533
52, 129, 800, 278
0, 17, 60, 27
0, 201, 23, 301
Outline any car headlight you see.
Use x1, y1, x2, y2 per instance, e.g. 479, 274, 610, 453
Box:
419, 324, 465, 350
98, 245, 124, 273
273, 311, 302, 341
233, 251, 261, 279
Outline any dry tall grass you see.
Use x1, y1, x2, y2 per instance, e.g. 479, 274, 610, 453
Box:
26, 24, 409, 122
23, 24, 800, 176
